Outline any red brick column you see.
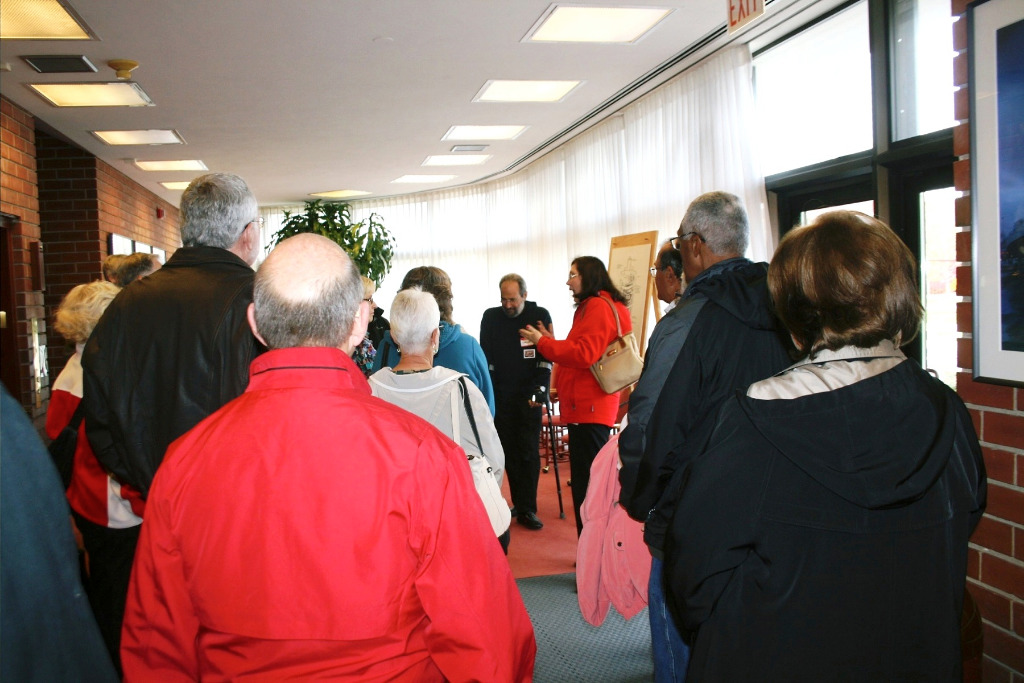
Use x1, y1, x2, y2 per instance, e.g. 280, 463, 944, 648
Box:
953, 0, 1024, 679
1, 97, 46, 417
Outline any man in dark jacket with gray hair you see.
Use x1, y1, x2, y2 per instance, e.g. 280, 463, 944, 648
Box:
84, 172, 263, 499
619, 191, 791, 682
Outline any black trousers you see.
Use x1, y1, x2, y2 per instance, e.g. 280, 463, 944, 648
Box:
72, 511, 141, 675
494, 393, 543, 516
567, 422, 611, 536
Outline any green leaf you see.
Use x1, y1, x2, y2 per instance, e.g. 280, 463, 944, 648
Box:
269, 202, 394, 284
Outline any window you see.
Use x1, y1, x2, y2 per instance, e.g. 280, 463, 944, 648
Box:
753, 2, 872, 175
890, 0, 956, 140
919, 187, 958, 386
801, 199, 875, 224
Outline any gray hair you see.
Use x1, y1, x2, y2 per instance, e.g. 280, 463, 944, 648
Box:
680, 191, 749, 256
180, 173, 258, 249
111, 252, 159, 287
389, 288, 440, 356
499, 273, 526, 296
657, 244, 683, 278
253, 241, 362, 349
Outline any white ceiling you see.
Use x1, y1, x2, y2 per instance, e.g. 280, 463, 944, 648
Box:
0, 1, 813, 206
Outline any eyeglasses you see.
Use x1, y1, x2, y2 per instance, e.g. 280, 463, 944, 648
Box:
567, 272, 579, 280
649, 266, 660, 277
500, 297, 521, 305
245, 216, 265, 230
670, 231, 705, 250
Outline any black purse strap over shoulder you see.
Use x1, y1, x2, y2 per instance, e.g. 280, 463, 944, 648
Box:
68, 400, 86, 430
458, 376, 484, 455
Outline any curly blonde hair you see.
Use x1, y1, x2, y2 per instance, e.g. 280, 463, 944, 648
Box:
53, 281, 121, 344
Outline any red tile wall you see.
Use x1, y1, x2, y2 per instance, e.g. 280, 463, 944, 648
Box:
1, 97, 46, 417
3, 98, 182, 413
953, 0, 1024, 678
36, 130, 181, 381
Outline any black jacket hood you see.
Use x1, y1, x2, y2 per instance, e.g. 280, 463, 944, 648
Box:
686, 259, 780, 334
738, 360, 956, 509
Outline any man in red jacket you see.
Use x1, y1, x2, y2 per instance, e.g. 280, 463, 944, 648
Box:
121, 233, 536, 682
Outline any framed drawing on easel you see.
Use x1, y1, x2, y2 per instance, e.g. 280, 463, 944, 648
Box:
608, 231, 659, 355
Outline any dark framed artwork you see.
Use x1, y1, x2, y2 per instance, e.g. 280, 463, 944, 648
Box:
970, 0, 1024, 385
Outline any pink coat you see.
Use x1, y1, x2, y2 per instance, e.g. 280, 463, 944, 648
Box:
576, 433, 651, 625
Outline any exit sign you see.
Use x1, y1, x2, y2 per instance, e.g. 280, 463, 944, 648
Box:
728, 0, 765, 33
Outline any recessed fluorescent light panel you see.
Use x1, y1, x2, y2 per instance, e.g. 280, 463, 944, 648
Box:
525, 6, 672, 43
1, 0, 96, 39
443, 125, 526, 141
474, 80, 580, 103
310, 190, 371, 199
29, 82, 154, 107
423, 155, 491, 167
93, 130, 185, 146
134, 160, 207, 172
392, 175, 457, 184
451, 145, 489, 153
160, 181, 192, 191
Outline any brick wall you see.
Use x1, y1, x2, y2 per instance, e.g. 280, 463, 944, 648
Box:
953, 0, 1024, 679
97, 159, 180, 255
36, 130, 103, 377
1, 97, 46, 417
36, 130, 181, 381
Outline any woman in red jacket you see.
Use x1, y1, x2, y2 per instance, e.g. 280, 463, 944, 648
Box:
520, 256, 631, 535
46, 280, 146, 673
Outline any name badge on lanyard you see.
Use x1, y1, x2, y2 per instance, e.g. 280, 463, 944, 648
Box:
520, 336, 536, 359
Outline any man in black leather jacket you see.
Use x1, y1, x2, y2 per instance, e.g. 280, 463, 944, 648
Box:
83, 173, 264, 500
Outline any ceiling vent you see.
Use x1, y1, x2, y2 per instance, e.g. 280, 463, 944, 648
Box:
22, 54, 96, 73
451, 145, 489, 153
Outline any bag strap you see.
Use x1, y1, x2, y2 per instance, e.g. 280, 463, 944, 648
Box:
448, 379, 462, 445
596, 294, 624, 338
458, 376, 485, 456
68, 400, 86, 431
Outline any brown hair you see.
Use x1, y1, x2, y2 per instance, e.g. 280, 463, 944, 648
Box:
768, 211, 922, 357
401, 266, 454, 324
571, 256, 627, 306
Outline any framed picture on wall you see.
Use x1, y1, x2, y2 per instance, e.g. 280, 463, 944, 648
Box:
970, 0, 1024, 385
607, 231, 659, 355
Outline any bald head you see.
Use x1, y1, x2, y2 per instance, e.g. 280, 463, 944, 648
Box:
250, 233, 366, 350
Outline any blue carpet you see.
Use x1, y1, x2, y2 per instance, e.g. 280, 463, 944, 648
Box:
517, 572, 653, 682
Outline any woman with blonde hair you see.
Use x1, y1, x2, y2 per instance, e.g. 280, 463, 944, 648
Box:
351, 276, 378, 377
46, 280, 146, 673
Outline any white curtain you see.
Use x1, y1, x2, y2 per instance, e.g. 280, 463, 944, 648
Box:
263, 46, 770, 343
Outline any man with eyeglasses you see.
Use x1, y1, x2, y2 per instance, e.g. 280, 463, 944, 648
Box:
618, 191, 791, 683
81, 173, 264, 672
480, 274, 552, 531
84, 172, 264, 502
651, 241, 685, 313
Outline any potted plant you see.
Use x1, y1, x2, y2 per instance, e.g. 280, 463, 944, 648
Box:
268, 199, 395, 284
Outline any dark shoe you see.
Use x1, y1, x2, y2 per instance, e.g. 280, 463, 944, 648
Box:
517, 512, 544, 530
509, 507, 518, 517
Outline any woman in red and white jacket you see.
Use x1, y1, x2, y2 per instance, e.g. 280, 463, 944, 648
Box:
520, 255, 631, 536
46, 280, 145, 672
